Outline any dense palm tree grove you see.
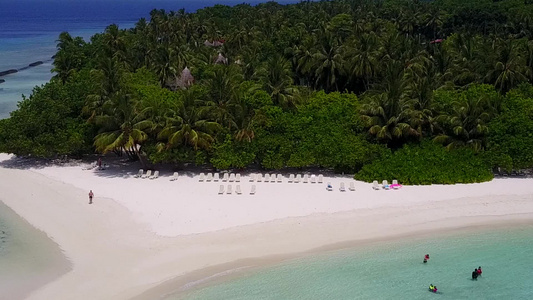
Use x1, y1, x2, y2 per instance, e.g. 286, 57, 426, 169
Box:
2, 0, 533, 184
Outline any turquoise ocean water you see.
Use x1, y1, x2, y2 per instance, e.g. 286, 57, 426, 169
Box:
177, 225, 533, 300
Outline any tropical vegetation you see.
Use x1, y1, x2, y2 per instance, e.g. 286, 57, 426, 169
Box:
2, 0, 533, 184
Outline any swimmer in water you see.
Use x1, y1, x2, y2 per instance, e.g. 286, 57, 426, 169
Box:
472, 269, 479, 280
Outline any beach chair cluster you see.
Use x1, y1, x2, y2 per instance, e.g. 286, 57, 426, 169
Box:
82, 161, 98, 170
326, 181, 356, 192
218, 184, 255, 195
372, 180, 401, 190
199, 172, 241, 182
133, 169, 159, 180
247, 173, 325, 184
247, 173, 285, 183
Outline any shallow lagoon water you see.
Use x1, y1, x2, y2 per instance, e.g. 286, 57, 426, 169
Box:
177, 225, 533, 300
0, 201, 70, 299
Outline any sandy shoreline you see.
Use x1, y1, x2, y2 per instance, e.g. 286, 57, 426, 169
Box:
0, 153, 532, 299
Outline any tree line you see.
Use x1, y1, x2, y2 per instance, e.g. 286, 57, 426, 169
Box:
2, 0, 533, 184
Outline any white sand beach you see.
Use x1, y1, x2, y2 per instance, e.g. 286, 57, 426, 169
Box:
1, 153, 533, 299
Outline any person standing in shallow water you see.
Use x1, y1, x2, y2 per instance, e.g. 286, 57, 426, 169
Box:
88, 190, 94, 204
423, 254, 430, 263
472, 268, 479, 280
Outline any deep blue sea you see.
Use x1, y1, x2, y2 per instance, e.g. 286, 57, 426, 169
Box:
0, 0, 302, 118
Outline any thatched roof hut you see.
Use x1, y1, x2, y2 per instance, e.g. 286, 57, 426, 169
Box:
166, 67, 194, 90
177, 67, 194, 88
214, 53, 228, 64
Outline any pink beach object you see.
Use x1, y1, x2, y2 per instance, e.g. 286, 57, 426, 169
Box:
390, 184, 402, 189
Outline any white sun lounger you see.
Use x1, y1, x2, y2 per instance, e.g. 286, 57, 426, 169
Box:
257, 174, 263, 182
270, 174, 276, 183
206, 173, 213, 181
226, 185, 232, 194
235, 185, 242, 195
310, 175, 317, 183
339, 182, 346, 192
303, 174, 309, 183
214, 173, 220, 181
170, 172, 178, 181
250, 185, 256, 195
149, 170, 159, 180
392, 179, 400, 190
288, 174, 294, 183
318, 174, 324, 183
229, 173, 236, 182
236, 174, 241, 182
326, 182, 333, 191
142, 170, 152, 179
264, 174, 270, 183
249, 174, 255, 182
218, 185, 224, 194
295, 174, 301, 183
83, 161, 97, 170
373, 180, 380, 190
382, 180, 389, 190
134, 169, 144, 178
199, 173, 205, 182
277, 174, 283, 183
222, 173, 229, 182
349, 181, 355, 191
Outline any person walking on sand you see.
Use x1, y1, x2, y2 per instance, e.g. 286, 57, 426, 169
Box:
89, 190, 94, 204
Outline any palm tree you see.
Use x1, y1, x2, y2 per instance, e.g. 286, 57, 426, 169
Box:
433, 92, 495, 152
360, 60, 421, 146
447, 34, 483, 87
255, 54, 296, 109
102, 24, 128, 68
360, 92, 421, 146
310, 30, 344, 91
93, 93, 151, 165
52, 32, 86, 84
158, 89, 221, 150
344, 33, 379, 91
485, 39, 526, 94
84, 56, 123, 121
202, 65, 243, 130
291, 36, 316, 86
150, 44, 184, 87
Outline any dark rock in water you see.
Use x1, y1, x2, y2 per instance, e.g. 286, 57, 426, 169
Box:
51, 55, 56, 59
0, 79, 5, 84
0, 69, 18, 77
29, 61, 43, 67
18, 66, 30, 71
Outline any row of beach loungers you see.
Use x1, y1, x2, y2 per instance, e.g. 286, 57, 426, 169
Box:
198, 173, 241, 182
133, 169, 161, 180
218, 184, 256, 195
255, 174, 324, 183
197, 173, 325, 183
372, 180, 401, 190
326, 182, 356, 192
